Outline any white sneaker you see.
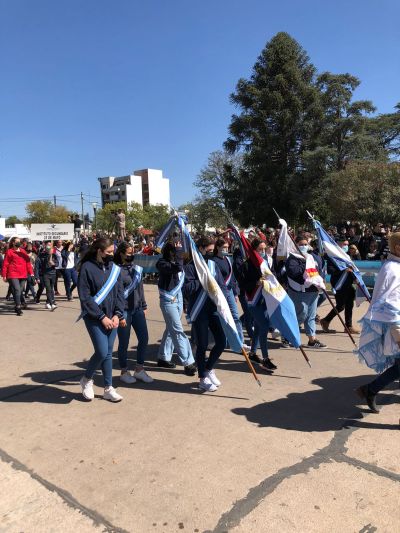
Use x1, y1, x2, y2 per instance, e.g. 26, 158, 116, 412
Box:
134, 369, 154, 383
46, 303, 52, 310
80, 376, 94, 400
51, 304, 57, 311
103, 386, 123, 402
242, 343, 251, 351
207, 369, 221, 387
198, 376, 218, 392
120, 370, 136, 384
271, 329, 281, 340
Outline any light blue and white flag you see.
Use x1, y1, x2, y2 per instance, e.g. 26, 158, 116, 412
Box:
312, 219, 371, 305
179, 217, 243, 353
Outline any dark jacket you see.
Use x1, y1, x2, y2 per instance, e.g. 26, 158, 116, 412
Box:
156, 255, 183, 292
326, 257, 354, 291
119, 264, 147, 312
285, 252, 323, 293
210, 255, 239, 295
238, 259, 263, 299
35, 251, 58, 278
183, 259, 229, 317
61, 249, 79, 269
78, 259, 125, 321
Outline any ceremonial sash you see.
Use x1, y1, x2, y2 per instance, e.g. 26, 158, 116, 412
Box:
124, 264, 143, 299
288, 254, 324, 292
224, 256, 233, 287
187, 260, 215, 323
159, 271, 185, 302
77, 263, 121, 322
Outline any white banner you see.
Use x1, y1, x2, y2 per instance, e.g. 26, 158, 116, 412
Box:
30, 223, 74, 241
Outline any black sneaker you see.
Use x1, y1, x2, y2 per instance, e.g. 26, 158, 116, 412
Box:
262, 358, 277, 371
157, 359, 176, 369
15, 307, 23, 316
281, 339, 292, 349
184, 363, 197, 376
307, 339, 327, 349
356, 385, 380, 413
248, 352, 263, 364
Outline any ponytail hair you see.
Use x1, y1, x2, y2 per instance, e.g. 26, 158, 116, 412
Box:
78, 238, 113, 270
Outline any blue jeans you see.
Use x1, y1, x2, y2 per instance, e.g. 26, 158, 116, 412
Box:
84, 317, 118, 387
158, 292, 195, 366
226, 288, 244, 343
63, 268, 78, 298
239, 291, 254, 339
117, 308, 148, 368
248, 300, 270, 358
288, 289, 319, 337
193, 304, 226, 378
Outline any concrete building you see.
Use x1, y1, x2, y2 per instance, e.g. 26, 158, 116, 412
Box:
98, 169, 170, 208
0, 218, 31, 240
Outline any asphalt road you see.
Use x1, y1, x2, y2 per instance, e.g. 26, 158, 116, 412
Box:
0, 282, 398, 533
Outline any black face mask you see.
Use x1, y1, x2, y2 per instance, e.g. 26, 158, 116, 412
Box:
103, 254, 114, 264
125, 255, 134, 263
204, 252, 213, 261
14, 242, 21, 248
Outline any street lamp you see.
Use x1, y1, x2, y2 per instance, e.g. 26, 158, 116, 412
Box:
92, 202, 98, 231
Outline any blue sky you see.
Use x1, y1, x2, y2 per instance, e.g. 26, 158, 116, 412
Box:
1, 0, 399, 218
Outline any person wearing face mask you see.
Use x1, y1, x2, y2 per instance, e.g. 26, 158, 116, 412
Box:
34, 241, 58, 310
114, 241, 153, 385
2, 236, 33, 316
156, 241, 196, 375
183, 236, 229, 392
285, 237, 327, 349
24, 244, 37, 301
78, 238, 125, 402
356, 232, 400, 413
211, 238, 247, 348
239, 238, 278, 369
320, 238, 359, 335
61, 241, 79, 301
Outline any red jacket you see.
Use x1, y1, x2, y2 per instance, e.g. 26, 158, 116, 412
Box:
2, 248, 33, 279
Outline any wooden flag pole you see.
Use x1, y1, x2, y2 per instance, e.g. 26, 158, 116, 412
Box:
241, 348, 262, 387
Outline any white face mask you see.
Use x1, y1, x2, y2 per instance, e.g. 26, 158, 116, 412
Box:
298, 245, 308, 255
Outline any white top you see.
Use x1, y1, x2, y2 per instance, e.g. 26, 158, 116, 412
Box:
66, 252, 75, 270
366, 254, 400, 322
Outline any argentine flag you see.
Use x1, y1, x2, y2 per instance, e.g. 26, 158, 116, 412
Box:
312, 219, 371, 305
240, 232, 301, 349
179, 217, 243, 353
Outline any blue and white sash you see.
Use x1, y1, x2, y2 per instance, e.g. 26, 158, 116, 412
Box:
159, 271, 185, 302
187, 260, 216, 323
124, 264, 143, 299
224, 256, 233, 287
77, 263, 121, 322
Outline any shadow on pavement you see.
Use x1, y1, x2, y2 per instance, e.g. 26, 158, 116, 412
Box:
232, 375, 400, 432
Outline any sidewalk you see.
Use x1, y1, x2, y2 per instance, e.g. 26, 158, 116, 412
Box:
0, 284, 398, 533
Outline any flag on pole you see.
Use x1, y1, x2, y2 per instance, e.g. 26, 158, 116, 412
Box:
239, 232, 301, 348
276, 219, 298, 261
312, 219, 371, 305
179, 217, 243, 353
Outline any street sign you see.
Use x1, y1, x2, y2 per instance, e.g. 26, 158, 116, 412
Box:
30, 223, 74, 241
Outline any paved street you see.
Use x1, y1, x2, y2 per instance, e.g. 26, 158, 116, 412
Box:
0, 283, 398, 533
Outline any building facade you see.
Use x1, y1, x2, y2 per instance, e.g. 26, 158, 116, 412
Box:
98, 169, 170, 208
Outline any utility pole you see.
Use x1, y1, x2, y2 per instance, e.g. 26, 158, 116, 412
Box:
53, 195, 57, 207
81, 192, 84, 234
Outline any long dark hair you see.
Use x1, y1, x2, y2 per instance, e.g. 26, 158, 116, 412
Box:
251, 238, 265, 250
196, 236, 214, 249
162, 241, 176, 262
114, 241, 133, 265
78, 238, 113, 270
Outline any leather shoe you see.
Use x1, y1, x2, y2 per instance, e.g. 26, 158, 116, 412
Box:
157, 359, 176, 369
356, 385, 379, 413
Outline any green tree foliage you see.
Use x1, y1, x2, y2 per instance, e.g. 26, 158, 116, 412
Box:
327, 161, 400, 225
179, 198, 230, 233
24, 201, 72, 225
95, 202, 171, 234
5, 215, 22, 226
142, 204, 171, 232
224, 32, 322, 225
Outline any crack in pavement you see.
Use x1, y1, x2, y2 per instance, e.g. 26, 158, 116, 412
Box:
208, 399, 399, 533
0, 447, 129, 533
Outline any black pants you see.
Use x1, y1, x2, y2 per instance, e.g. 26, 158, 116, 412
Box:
323, 285, 355, 327
36, 274, 56, 304
369, 359, 400, 395
25, 277, 36, 298
193, 305, 226, 379
9, 278, 26, 307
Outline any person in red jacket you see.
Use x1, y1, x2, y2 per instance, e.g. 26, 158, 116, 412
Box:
2, 236, 33, 316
